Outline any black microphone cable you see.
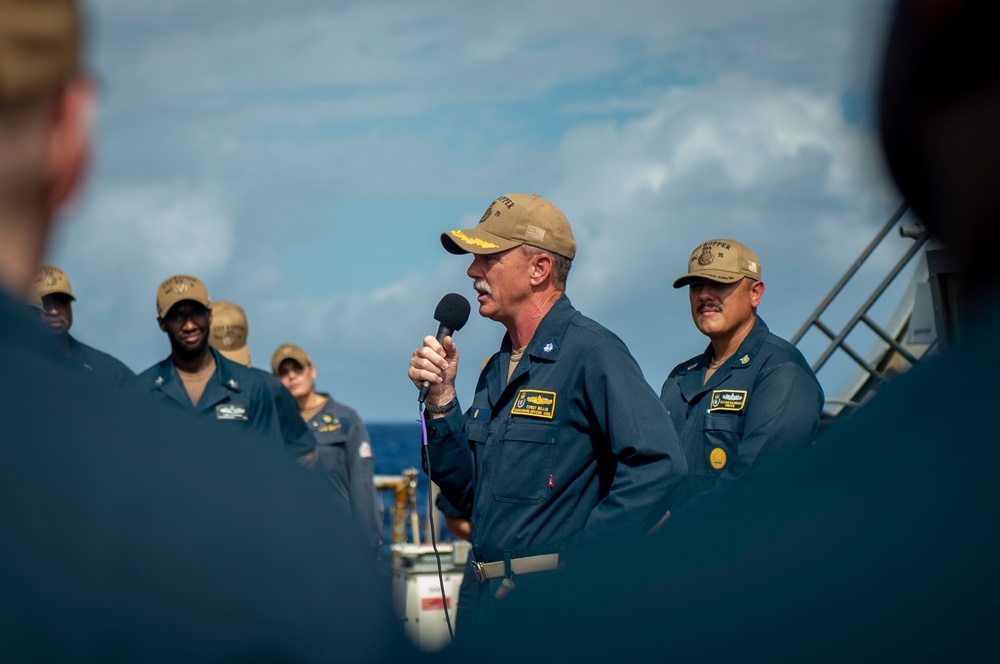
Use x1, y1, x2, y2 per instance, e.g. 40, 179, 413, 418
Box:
419, 406, 455, 643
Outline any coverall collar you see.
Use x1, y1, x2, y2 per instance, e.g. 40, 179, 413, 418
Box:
490, 293, 574, 401
151, 346, 243, 411
678, 316, 771, 401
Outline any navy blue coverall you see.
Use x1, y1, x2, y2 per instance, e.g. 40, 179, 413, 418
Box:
0, 288, 412, 660
67, 335, 135, 388
660, 316, 823, 519
134, 347, 283, 451
425, 295, 686, 593
306, 394, 380, 556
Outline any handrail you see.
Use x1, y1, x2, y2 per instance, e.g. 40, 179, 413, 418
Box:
791, 201, 932, 416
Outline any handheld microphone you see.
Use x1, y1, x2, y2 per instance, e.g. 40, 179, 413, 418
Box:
418, 293, 471, 403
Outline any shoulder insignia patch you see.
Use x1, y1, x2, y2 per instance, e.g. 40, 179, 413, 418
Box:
709, 390, 748, 412
510, 389, 556, 419
359, 441, 373, 458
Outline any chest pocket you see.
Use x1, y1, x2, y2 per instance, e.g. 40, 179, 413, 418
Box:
698, 411, 745, 476
490, 420, 558, 505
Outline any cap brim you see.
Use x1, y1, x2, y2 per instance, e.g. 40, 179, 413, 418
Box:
672, 271, 748, 289
440, 228, 522, 255
217, 345, 251, 367
271, 353, 310, 375
159, 297, 211, 319
37, 289, 76, 301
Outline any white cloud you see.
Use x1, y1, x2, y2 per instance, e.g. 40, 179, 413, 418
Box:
73, 183, 235, 281
554, 74, 895, 258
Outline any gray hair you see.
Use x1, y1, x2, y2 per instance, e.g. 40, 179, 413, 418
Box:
521, 244, 572, 289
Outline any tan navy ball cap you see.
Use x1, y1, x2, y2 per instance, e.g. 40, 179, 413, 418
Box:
209, 300, 250, 367
0, 0, 81, 102
673, 239, 762, 288
441, 193, 577, 260
156, 275, 211, 318
271, 343, 311, 375
34, 264, 75, 300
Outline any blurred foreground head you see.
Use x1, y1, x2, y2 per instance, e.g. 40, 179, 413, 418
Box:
879, 0, 1000, 293
0, 0, 92, 296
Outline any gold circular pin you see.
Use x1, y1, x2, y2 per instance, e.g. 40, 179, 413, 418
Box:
709, 447, 727, 469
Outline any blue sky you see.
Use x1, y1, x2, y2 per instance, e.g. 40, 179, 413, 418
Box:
46, 0, 917, 421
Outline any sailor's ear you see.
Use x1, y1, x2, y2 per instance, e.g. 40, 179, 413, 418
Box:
44, 79, 96, 215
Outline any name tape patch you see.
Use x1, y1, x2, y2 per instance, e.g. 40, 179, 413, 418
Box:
510, 390, 556, 419
216, 404, 249, 421
709, 390, 747, 412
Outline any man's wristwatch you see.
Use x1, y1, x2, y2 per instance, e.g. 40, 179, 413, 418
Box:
423, 397, 458, 414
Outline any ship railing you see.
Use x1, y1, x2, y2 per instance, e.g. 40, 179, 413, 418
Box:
791, 201, 936, 420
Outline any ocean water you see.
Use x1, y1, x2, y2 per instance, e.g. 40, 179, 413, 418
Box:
371, 421, 424, 480
369, 420, 454, 567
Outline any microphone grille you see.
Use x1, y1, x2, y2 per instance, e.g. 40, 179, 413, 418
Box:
433, 293, 471, 332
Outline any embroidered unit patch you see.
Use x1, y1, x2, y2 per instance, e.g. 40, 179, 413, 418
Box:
709, 390, 748, 412
216, 404, 249, 421
510, 389, 556, 419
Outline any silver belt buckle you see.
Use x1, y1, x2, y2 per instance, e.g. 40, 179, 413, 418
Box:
472, 561, 487, 584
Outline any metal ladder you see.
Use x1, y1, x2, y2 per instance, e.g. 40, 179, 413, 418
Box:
790, 202, 931, 416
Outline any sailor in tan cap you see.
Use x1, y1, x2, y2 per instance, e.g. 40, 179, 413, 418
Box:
133, 275, 284, 450
407, 193, 685, 617
272, 343, 380, 557
657, 239, 823, 524
31, 263, 134, 387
